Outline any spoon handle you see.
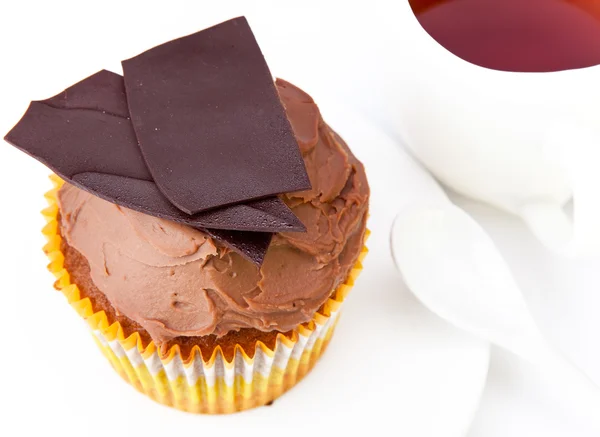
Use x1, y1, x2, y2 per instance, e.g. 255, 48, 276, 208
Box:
512, 332, 600, 432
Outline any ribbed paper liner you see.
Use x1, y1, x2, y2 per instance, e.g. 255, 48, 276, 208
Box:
42, 175, 368, 414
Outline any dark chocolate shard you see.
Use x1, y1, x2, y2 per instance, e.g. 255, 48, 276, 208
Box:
204, 229, 273, 266
44, 69, 130, 118
72, 172, 304, 232
122, 17, 311, 215
4, 70, 304, 233
5, 100, 152, 181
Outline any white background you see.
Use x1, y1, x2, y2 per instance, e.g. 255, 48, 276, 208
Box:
1, 1, 600, 436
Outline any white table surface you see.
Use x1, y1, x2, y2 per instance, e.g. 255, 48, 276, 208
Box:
2, 1, 600, 435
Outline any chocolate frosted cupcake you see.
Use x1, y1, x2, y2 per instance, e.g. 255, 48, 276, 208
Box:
5, 17, 369, 413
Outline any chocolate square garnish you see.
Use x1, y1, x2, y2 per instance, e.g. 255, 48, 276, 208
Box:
4, 17, 311, 266
122, 17, 311, 215
5, 70, 303, 231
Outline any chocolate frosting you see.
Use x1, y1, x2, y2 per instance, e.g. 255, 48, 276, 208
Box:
57, 80, 369, 343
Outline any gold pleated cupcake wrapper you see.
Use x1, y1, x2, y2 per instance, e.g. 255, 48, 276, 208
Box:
42, 175, 369, 413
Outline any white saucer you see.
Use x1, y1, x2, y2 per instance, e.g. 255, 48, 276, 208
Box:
0, 98, 490, 436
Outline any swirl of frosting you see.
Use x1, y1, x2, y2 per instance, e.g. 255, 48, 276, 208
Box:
57, 79, 370, 344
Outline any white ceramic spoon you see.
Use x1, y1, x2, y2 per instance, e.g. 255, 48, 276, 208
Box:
391, 203, 600, 432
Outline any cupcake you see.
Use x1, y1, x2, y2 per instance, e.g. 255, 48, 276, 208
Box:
5, 17, 369, 413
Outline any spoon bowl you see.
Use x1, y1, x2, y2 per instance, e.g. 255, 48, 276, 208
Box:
391, 203, 600, 431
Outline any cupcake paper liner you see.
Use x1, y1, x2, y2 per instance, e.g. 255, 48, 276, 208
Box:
41, 175, 368, 414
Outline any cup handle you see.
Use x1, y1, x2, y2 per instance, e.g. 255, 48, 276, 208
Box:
519, 202, 574, 254
519, 124, 600, 257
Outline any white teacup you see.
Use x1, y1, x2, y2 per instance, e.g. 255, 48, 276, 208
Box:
380, 2, 600, 257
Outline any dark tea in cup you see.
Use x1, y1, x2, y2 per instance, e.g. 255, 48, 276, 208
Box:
410, 0, 600, 72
